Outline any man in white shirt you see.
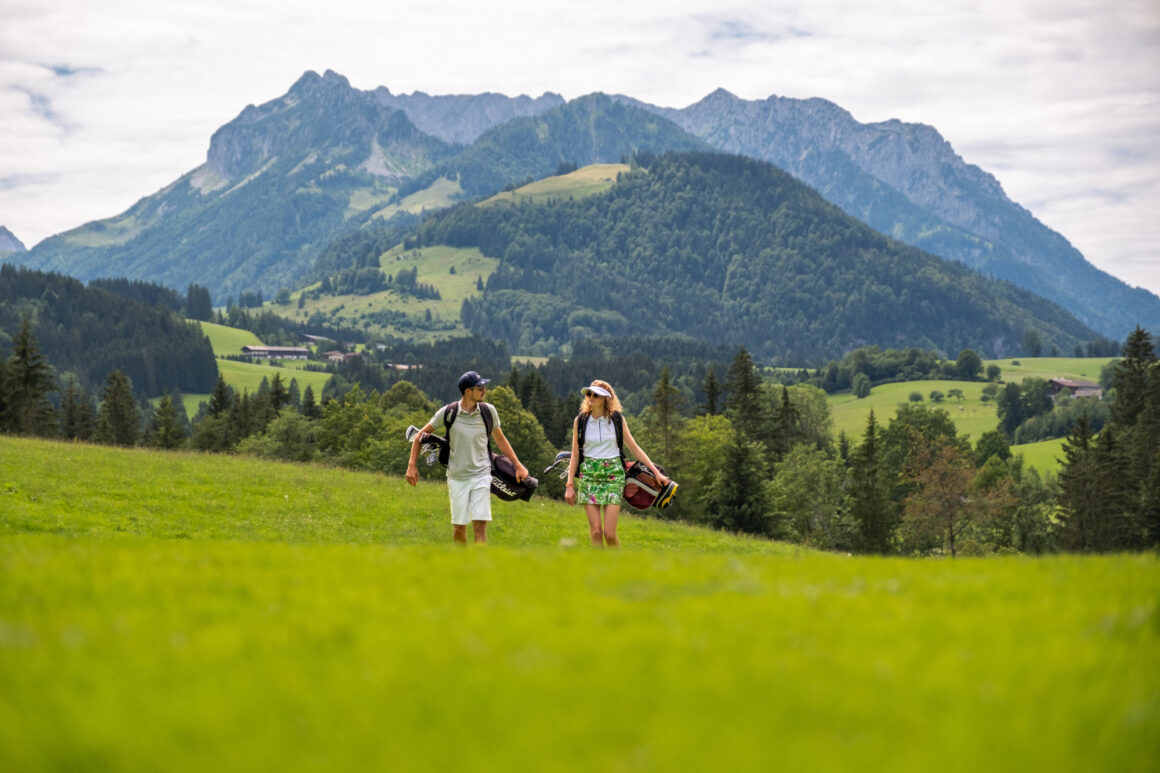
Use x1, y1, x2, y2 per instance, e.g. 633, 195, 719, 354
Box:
406, 371, 529, 544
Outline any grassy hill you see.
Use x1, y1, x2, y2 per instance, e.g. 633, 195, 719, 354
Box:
827, 357, 1117, 473
480, 163, 629, 206
829, 379, 998, 442
287, 164, 628, 341
286, 245, 498, 340
1, 436, 1156, 772
181, 321, 333, 416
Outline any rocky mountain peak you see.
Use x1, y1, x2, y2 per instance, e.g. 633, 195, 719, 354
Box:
0, 226, 26, 252
204, 70, 430, 181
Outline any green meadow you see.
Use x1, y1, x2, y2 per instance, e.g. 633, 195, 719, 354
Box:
197, 320, 263, 353
286, 245, 498, 340
1, 436, 1156, 772
828, 358, 1118, 473
481, 163, 630, 206
176, 322, 333, 417
989, 356, 1115, 383
828, 379, 997, 442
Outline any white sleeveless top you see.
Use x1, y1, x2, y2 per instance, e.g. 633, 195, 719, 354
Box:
584, 415, 620, 459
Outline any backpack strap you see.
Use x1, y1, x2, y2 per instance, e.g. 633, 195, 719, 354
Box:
438, 402, 459, 465
439, 401, 494, 466
575, 410, 625, 470
575, 413, 589, 469
479, 402, 494, 441
612, 411, 625, 465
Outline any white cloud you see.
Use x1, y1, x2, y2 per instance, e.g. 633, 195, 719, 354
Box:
0, 0, 1157, 295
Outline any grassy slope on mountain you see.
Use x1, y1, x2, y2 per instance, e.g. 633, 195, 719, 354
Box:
289, 245, 497, 340
1, 435, 1155, 773
293, 166, 629, 340
435, 152, 1095, 362
400, 94, 709, 199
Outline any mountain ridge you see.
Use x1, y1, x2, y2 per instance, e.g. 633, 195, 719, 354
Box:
614, 89, 1159, 336
4, 70, 1154, 341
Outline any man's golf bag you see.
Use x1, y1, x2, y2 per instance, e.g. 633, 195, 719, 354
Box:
406, 425, 538, 502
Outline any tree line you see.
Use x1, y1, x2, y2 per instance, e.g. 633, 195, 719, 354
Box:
0, 266, 217, 397
4, 310, 1155, 554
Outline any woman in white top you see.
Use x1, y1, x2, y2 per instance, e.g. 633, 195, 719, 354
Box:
564, 380, 669, 547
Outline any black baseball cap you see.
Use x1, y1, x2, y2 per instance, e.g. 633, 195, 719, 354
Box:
458, 371, 490, 394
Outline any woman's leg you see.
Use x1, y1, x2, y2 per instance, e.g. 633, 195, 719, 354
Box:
602, 505, 622, 547
585, 504, 605, 547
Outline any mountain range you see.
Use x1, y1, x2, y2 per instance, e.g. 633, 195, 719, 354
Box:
5, 69, 1156, 345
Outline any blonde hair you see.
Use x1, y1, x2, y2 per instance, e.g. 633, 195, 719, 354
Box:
581, 379, 623, 416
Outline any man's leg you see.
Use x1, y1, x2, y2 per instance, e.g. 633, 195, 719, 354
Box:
448, 478, 471, 545
467, 479, 492, 544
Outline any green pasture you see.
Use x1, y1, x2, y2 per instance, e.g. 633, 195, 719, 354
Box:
984, 356, 1115, 383
180, 359, 333, 419
826, 358, 1119, 473
1012, 436, 1068, 475
1, 436, 1156, 772
481, 163, 630, 207
287, 245, 497, 340
195, 320, 263, 356
369, 175, 463, 221
828, 379, 997, 442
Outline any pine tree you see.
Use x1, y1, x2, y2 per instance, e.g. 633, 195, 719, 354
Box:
147, 394, 186, 449
772, 385, 802, 462
724, 348, 769, 447
60, 378, 95, 441
301, 385, 322, 420
0, 315, 58, 437
850, 410, 894, 553
651, 366, 685, 460
704, 429, 770, 536
208, 375, 233, 417
287, 378, 302, 412
702, 367, 720, 415
1110, 326, 1156, 427
94, 370, 141, 447
268, 372, 291, 413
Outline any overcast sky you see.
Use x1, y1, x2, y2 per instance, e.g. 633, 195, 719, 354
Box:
2, 0, 1158, 294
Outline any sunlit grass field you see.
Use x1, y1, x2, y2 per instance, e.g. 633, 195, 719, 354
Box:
987, 356, 1115, 383
828, 379, 997, 442
196, 320, 262, 354
1, 436, 1156, 772
284, 245, 498, 340
481, 163, 630, 206
827, 358, 1118, 473
179, 322, 333, 417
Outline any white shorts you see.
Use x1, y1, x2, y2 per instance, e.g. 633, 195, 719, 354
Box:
447, 475, 492, 525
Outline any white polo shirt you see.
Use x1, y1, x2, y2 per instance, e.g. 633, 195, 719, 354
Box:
428, 401, 500, 481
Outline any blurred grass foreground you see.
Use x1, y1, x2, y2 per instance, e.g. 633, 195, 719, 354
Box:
1, 436, 1157, 772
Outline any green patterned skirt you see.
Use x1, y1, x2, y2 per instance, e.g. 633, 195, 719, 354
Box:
576, 457, 625, 506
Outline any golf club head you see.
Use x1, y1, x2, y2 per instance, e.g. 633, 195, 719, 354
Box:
405, 425, 420, 442
542, 450, 572, 477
